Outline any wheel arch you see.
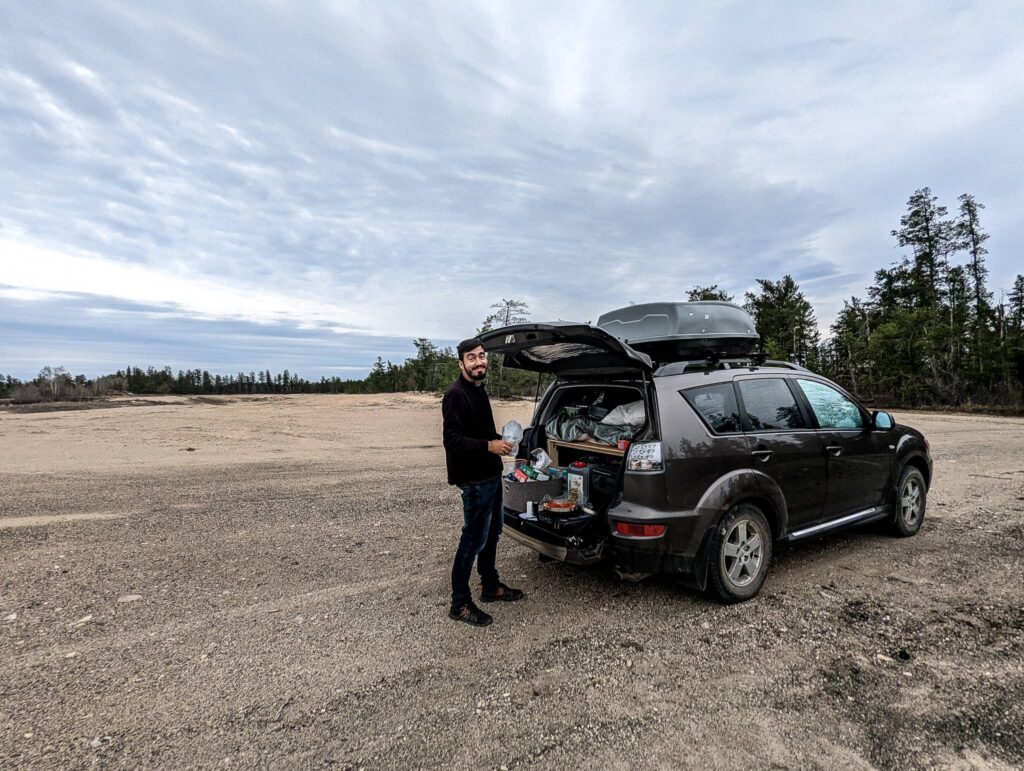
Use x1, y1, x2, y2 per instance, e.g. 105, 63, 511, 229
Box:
732, 495, 784, 543
688, 470, 788, 591
902, 453, 931, 489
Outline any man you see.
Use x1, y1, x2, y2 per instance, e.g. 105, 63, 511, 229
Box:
442, 337, 525, 626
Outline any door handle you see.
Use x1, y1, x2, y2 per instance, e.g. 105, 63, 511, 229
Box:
826, 445, 843, 456
751, 449, 773, 462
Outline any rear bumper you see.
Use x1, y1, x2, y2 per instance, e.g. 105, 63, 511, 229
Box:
503, 509, 604, 565
607, 501, 716, 577
607, 545, 696, 575
504, 526, 573, 563
503, 502, 716, 578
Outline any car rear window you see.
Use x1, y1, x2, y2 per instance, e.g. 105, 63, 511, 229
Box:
736, 378, 807, 431
681, 383, 741, 434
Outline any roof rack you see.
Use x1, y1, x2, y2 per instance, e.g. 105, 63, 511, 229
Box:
654, 357, 809, 377
763, 359, 809, 372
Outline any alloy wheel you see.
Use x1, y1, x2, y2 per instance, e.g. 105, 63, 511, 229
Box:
900, 477, 923, 526
720, 518, 764, 588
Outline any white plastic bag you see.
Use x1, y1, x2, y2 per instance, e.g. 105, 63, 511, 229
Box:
530, 448, 552, 470
600, 400, 646, 427
501, 420, 524, 446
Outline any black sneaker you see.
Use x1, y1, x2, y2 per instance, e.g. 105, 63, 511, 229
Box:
480, 582, 525, 603
448, 601, 493, 627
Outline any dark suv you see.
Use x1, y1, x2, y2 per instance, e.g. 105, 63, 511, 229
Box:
480, 304, 932, 603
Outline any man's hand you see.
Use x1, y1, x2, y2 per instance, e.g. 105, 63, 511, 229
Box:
488, 439, 514, 455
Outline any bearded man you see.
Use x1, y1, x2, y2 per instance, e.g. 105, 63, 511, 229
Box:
441, 338, 526, 626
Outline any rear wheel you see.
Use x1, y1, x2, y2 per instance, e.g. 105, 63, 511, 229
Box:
891, 466, 926, 537
706, 504, 772, 603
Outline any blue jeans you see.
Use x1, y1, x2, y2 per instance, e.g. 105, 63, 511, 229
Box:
451, 476, 503, 607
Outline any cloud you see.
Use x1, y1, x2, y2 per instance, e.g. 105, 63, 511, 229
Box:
0, 237, 368, 332
1, 1, 1022, 377
0, 291, 420, 379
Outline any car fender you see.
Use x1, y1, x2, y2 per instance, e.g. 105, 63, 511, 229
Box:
694, 468, 789, 535
895, 432, 924, 458
894, 443, 932, 492
685, 469, 788, 591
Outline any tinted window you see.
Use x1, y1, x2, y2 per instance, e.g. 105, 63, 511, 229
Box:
682, 384, 741, 434
797, 379, 864, 429
737, 378, 806, 431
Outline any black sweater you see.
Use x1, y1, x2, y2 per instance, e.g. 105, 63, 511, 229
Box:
442, 376, 502, 486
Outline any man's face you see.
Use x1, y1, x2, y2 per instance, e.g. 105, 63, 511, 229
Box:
460, 346, 488, 381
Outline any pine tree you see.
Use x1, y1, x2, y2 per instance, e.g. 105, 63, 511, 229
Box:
743, 276, 819, 364
826, 297, 877, 396
479, 299, 529, 333
944, 265, 971, 401
687, 284, 733, 302
891, 188, 955, 307
478, 298, 530, 398
956, 194, 991, 321
367, 357, 387, 392
954, 193, 994, 382
1008, 275, 1024, 332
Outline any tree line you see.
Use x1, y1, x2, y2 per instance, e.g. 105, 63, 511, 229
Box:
824, 190, 1023, 406
0, 365, 371, 401
0, 300, 548, 403
2, 188, 1020, 409
693, 188, 1022, 408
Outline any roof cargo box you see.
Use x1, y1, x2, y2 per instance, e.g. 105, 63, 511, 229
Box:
596, 301, 759, 362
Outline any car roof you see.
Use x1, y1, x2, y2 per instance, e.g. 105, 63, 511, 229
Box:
661, 365, 865, 405
655, 359, 810, 380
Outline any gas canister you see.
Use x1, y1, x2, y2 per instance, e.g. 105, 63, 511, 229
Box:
566, 461, 590, 506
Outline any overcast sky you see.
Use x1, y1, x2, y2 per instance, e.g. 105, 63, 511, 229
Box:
2, 1, 1022, 380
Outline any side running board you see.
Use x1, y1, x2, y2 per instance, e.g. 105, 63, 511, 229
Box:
787, 506, 890, 541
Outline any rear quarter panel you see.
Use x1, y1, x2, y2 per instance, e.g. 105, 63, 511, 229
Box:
653, 375, 753, 511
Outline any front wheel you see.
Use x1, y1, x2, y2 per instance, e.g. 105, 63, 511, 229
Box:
891, 466, 926, 537
706, 504, 772, 603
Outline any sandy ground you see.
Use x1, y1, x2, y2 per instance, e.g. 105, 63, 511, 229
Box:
1, 393, 1022, 770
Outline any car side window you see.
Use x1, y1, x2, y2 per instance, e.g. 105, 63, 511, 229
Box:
736, 378, 807, 431
681, 383, 741, 434
797, 379, 864, 429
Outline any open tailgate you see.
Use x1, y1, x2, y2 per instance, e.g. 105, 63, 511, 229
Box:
478, 323, 653, 376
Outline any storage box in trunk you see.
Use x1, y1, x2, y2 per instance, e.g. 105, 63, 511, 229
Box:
502, 475, 565, 513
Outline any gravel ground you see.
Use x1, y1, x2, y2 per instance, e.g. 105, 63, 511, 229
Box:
1, 393, 1022, 770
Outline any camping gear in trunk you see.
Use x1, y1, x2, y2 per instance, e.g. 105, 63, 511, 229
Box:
502, 467, 565, 513
566, 461, 590, 506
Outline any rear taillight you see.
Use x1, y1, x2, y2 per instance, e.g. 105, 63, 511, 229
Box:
614, 521, 667, 538
626, 441, 663, 472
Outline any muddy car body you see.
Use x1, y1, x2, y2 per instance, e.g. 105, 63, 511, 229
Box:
481, 302, 933, 602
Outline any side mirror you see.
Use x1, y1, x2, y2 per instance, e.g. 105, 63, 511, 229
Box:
872, 411, 894, 430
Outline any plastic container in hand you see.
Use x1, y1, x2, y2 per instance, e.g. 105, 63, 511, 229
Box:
502, 420, 524, 446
